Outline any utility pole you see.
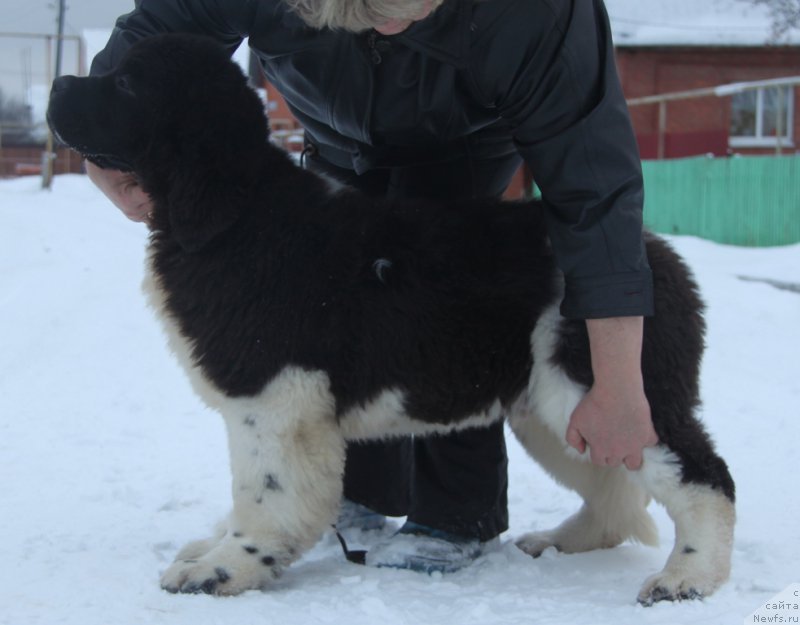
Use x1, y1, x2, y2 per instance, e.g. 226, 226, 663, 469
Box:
54, 0, 66, 78
42, 0, 66, 189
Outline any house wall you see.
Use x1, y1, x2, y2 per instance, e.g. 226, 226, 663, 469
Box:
262, 82, 302, 133
616, 46, 800, 158
0, 146, 83, 178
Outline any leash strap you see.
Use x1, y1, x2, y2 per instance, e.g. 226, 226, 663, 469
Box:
332, 526, 367, 565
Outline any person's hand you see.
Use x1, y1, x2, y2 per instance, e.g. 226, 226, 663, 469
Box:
566, 382, 657, 470
85, 160, 153, 224
565, 316, 658, 470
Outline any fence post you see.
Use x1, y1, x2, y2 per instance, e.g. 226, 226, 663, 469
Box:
776, 86, 784, 156
657, 101, 667, 160
42, 35, 54, 189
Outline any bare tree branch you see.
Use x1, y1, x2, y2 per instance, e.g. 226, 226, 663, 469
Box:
742, 0, 800, 41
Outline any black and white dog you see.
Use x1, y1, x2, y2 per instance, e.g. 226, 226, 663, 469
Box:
47, 34, 734, 603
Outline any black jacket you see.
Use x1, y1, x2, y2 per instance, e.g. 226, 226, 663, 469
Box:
92, 0, 653, 319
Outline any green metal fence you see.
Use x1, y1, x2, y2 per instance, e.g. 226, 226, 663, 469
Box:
642, 155, 800, 247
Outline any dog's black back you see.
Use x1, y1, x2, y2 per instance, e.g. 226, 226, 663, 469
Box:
151, 167, 558, 424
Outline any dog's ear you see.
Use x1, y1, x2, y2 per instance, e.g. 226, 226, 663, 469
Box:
163, 86, 265, 253
153, 42, 268, 253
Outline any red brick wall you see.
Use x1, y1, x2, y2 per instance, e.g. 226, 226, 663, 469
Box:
263, 83, 302, 132
616, 47, 800, 157
0, 146, 83, 178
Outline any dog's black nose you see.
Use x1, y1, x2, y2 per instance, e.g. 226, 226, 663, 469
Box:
50, 75, 78, 94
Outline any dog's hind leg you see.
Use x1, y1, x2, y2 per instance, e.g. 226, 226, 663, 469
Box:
508, 410, 658, 557
509, 305, 658, 558
160, 367, 345, 595
512, 398, 735, 605
630, 443, 735, 605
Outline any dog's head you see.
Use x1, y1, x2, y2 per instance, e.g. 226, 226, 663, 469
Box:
47, 34, 270, 251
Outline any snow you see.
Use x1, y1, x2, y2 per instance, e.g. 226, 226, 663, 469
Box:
1, 174, 799, 624
605, 0, 800, 46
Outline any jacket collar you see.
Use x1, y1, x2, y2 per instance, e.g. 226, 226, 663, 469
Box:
393, 0, 471, 67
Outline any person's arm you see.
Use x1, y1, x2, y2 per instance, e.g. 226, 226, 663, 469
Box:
478, 0, 657, 466
91, 0, 260, 75
566, 317, 657, 470
485, 0, 653, 320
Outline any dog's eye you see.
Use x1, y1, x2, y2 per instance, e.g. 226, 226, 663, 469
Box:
115, 74, 136, 96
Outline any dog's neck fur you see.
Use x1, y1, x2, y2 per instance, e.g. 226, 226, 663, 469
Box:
143, 131, 329, 253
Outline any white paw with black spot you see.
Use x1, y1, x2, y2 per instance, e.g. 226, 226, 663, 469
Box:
160, 538, 281, 595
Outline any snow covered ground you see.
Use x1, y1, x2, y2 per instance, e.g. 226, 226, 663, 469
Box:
1, 174, 798, 625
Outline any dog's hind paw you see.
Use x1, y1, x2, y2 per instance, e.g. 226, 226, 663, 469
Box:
636, 572, 709, 606
160, 537, 283, 595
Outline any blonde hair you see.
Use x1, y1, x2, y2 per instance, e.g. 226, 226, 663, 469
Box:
285, 0, 445, 32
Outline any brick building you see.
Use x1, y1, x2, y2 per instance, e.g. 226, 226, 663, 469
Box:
606, 0, 800, 158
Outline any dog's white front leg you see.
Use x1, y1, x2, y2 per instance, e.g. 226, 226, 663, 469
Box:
160, 368, 344, 595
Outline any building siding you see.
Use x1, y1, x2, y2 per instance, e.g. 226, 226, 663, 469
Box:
616, 47, 800, 158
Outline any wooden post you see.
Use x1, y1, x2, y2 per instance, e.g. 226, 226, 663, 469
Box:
42, 36, 54, 189
775, 86, 784, 156
42, 0, 66, 189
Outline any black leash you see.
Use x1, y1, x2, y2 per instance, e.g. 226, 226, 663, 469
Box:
332, 526, 367, 565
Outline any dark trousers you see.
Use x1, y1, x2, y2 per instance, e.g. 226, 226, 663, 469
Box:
306, 147, 523, 542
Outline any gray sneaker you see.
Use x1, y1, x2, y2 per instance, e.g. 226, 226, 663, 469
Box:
365, 522, 483, 574
336, 499, 387, 532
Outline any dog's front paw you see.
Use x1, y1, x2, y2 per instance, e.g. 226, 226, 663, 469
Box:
160, 538, 283, 595
515, 531, 560, 558
172, 522, 227, 561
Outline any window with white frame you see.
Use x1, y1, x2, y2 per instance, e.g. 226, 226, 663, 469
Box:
729, 86, 794, 147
